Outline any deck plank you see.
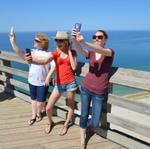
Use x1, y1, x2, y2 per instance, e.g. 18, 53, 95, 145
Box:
0, 91, 124, 149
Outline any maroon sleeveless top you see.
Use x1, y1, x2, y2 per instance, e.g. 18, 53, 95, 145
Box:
81, 49, 114, 94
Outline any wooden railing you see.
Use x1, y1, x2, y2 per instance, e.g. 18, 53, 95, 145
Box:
0, 50, 150, 149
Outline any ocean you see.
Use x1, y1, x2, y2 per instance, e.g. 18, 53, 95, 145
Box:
0, 31, 150, 95
0, 30, 150, 71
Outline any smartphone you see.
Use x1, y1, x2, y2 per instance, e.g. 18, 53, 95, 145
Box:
74, 23, 82, 32
25, 48, 31, 55
10, 26, 14, 35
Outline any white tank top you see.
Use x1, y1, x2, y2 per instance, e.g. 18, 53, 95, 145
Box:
28, 49, 55, 86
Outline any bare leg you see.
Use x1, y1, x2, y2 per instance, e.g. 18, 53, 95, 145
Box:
80, 128, 86, 148
46, 91, 61, 124
31, 100, 37, 119
28, 100, 37, 125
45, 91, 61, 133
41, 102, 46, 113
59, 91, 76, 135
36, 101, 45, 122
37, 101, 45, 115
65, 91, 76, 124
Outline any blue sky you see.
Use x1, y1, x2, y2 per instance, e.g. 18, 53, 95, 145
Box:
0, 0, 150, 32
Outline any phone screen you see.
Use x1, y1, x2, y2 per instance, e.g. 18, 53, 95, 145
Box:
74, 23, 82, 32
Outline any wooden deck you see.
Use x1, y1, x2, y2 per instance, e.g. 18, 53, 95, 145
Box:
0, 91, 125, 149
0, 51, 150, 149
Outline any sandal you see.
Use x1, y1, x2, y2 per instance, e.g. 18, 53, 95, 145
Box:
28, 118, 36, 125
59, 125, 68, 136
36, 115, 43, 122
45, 121, 54, 134
41, 111, 46, 117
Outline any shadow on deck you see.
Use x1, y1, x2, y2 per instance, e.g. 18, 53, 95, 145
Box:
0, 90, 14, 102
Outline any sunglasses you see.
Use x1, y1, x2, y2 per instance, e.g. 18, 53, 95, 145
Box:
55, 39, 65, 43
92, 35, 104, 40
34, 39, 41, 43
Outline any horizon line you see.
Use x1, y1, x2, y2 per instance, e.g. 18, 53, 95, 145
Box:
1, 29, 150, 33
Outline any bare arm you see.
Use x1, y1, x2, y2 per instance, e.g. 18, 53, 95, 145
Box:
72, 38, 89, 57
45, 62, 55, 86
9, 31, 25, 59
68, 49, 77, 71
83, 42, 112, 57
72, 29, 112, 57
72, 30, 89, 57
25, 53, 54, 65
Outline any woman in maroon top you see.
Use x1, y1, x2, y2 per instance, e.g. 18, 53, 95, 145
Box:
72, 29, 114, 149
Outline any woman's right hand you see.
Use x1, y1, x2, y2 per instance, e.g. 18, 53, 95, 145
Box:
71, 28, 84, 45
25, 53, 32, 64
45, 78, 52, 86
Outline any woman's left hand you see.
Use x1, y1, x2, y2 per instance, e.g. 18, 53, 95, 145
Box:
71, 28, 77, 39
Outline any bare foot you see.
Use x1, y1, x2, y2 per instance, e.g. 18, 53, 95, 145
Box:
59, 125, 68, 136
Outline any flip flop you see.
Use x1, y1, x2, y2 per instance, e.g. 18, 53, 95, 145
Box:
36, 115, 43, 122
28, 118, 36, 125
59, 125, 68, 136
45, 121, 54, 134
41, 111, 46, 117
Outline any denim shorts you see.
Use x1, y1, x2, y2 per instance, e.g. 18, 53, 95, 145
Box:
29, 84, 48, 102
53, 81, 78, 93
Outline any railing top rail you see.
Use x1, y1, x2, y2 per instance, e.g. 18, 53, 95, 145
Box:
1, 50, 150, 91
0, 50, 26, 64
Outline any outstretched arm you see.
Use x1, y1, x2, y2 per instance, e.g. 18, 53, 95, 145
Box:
25, 53, 54, 65
83, 42, 112, 57
72, 29, 112, 57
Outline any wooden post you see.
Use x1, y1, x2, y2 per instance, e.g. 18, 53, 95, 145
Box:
101, 83, 113, 129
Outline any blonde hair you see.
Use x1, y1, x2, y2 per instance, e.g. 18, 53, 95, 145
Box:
35, 33, 49, 51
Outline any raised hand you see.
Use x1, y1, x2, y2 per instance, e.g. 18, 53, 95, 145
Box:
76, 32, 84, 45
71, 28, 84, 45
71, 28, 77, 39
9, 26, 15, 43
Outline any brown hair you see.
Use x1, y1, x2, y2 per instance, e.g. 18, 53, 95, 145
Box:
96, 30, 108, 39
35, 33, 49, 51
